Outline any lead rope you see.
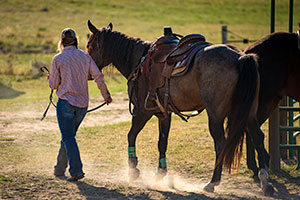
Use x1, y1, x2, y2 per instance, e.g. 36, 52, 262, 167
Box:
40, 66, 106, 121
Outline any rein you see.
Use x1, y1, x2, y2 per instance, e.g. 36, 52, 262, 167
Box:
40, 66, 106, 121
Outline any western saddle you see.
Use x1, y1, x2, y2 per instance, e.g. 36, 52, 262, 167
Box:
137, 27, 209, 120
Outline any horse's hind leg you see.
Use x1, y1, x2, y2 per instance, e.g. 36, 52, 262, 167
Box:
128, 111, 152, 181
246, 131, 259, 181
247, 116, 274, 196
246, 100, 277, 181
204, 113, 225, 193
155, 113, 172, 180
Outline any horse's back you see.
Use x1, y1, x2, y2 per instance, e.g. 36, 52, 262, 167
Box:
197, 44, 242, 115
169, 44, 242, 116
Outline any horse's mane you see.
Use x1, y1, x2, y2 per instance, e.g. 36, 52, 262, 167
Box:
100, 29, 151, 71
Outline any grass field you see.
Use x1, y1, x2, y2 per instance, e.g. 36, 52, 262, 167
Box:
1, 0, 300, 199
0, 0, 300, 75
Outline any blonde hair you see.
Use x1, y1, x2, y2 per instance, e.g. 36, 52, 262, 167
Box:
57, 40, 64, 53
56, 38, 79, 53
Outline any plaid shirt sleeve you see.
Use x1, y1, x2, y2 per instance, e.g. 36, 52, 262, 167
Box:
48, 56, 61, 90
88, 56, 110, 100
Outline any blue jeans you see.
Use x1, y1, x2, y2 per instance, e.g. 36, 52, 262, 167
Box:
55, 98, 87, 176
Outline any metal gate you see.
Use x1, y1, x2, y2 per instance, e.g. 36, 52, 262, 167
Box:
279, 98, 300, 169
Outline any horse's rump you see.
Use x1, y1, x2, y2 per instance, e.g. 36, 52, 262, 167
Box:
217, 53, 259, 172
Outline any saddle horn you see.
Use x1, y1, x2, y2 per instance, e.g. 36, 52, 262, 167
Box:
164, 26, 173, 36
88, 20, 98, 34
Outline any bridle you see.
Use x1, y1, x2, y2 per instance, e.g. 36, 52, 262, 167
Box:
87, 31, 100, 54
40, 66, 106, 121
87, 30, 107, 71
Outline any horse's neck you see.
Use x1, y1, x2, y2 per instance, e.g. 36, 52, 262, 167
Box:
107, 34, 150, 79
112, 48, 144, 79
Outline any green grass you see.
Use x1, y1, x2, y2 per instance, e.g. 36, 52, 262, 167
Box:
0, 138, 15, 141
0, 73, 126, 112
0, 176, 12, 182
0, 0, 300, 74
0, 0, 299, 169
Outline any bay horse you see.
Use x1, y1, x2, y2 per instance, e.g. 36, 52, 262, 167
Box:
244, 30, 300, 179
86, 20, 274, 195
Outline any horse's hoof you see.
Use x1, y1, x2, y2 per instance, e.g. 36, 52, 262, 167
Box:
129, 168, 140, 182
203, 182, 214, 193
263, 183, 275, 197
252, 175, 260, 183
155, 167, 167, 181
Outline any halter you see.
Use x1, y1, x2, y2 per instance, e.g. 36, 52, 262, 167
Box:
87, 30, 100, 54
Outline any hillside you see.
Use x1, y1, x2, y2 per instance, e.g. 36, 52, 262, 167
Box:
0, 0, 299, 74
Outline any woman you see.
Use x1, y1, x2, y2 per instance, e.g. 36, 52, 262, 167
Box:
48, 28, 112, 181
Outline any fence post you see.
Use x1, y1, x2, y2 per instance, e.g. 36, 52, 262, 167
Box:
222, 25, 227, 44
268, 0, 280, 171
269, 107, 280, 170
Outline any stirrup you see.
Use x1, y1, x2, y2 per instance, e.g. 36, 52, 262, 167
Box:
144, 92, 166, 114
144, 92, 159, 111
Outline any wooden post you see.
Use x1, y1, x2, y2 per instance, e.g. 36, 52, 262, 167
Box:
268, 0, 280, 171
269, 107, 280, 170
222, 25, 227, 44
270, 0, 275, 33
289, 0, 293, 33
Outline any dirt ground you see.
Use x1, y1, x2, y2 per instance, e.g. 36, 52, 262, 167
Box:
0, 93, 131, 134
1, 93, 300, 200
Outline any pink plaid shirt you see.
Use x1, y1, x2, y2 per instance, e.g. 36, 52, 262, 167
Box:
48, 46, 109, 108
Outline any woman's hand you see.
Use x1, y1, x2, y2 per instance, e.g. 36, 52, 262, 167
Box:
105, 95, 112, 105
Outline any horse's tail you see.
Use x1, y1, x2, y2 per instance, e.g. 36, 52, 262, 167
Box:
217, 53, 258, 173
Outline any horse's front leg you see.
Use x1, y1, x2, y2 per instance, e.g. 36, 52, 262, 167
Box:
204, 113, 225, 193
155, 113, 172, 180
247, 116, 274, 196
128, 111, 152, 182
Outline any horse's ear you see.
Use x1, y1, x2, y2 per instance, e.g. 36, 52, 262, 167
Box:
88, 20, 98, 34
107, 22, 113, 31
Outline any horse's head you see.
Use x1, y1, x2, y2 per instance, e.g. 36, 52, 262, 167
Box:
87, 20, 113, 70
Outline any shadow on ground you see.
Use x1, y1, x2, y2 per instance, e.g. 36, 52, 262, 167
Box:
270, 169, 300, 200
0, 83, 25, 99
74, 180, 247, 200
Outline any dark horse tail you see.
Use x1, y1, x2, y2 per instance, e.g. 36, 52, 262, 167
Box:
217, 53, 258, 173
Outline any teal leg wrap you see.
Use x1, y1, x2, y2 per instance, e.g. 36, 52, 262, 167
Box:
157, 158, 167, 177
128, 146, 136, 158
159, 158, 167, 168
